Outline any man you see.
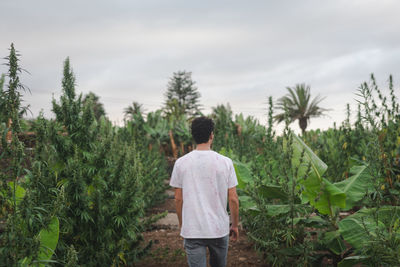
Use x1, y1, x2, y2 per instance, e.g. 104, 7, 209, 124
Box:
170, 116, 239, 267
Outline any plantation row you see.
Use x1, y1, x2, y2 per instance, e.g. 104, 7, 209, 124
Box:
0, 45, 169, 266
1, 43, 400, 266
232, 77, 400, 266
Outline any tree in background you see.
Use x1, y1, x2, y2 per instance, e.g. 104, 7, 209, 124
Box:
211, 104, 235, 151
124, 101, 145, 120
274, 83, 328, 134
83, 91, 106, 120
163, 71, 201, 120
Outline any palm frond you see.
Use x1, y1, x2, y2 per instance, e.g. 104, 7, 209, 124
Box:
274, 84, 328, 131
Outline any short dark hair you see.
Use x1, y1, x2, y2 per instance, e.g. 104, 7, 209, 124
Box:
191, 117, 214, 144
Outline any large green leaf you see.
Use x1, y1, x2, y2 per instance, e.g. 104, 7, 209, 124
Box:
0, 182, 26, 205
338, 206, 400, 249
265, 204, 309, 216
320, 230, 346, 255
291, 134, 327, 180
293, 215, 330, 228
37, 216, 59, 266
265, 204, 291, 216
312, 178, 346, 215
238, 195, 257, 210
290, 134, 345, 215
238, 195, 260, 216
334, 165, 373, 210
238, 196, 306, 217
338, 256, 370, 267
258, 184, 288, 200
233, 160, 253, 189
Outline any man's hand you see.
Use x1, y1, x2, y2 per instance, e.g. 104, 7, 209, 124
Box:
229, 226, 239, 242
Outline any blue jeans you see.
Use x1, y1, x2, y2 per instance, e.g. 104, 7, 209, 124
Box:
183, 235, 229, 267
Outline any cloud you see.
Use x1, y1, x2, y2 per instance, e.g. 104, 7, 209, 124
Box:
1, 0, 400, 133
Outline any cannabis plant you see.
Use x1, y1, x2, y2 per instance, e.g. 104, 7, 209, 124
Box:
0, 44, 60, 266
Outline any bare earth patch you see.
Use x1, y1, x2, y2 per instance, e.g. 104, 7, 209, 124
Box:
135, 229, 267, 267
135, 187, 268, 266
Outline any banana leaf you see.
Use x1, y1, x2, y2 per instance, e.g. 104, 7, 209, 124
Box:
0, 182, 26, 205
258, 184, 288, 200
265, 204, 308, 216
334, 165, 373, 210
320, 230, 346, 255
338, 256, 370, 267
291, 134, 327, 180
37, 216, 60, 267
233, 160, 253, 189
338, 206, 400, 249
238, 193, 305, 217
293, 216, 330, 228
290, 134, 346, 215
21, 216, 60, 266
238, 195, 260, 216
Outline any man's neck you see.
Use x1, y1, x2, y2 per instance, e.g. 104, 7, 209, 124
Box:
196, 143, 211, 151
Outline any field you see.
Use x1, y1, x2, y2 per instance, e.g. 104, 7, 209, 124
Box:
1, 44, 400, 266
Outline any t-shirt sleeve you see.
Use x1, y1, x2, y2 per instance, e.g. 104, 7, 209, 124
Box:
169, 160, 182, 188
228, 159, 238, 188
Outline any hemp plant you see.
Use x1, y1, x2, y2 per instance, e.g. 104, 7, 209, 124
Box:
0, 44, 36, 266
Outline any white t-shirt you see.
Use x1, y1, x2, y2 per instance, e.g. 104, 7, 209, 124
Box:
169, 150, 238, 238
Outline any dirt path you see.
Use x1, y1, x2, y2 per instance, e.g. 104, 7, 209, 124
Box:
135, 186, 268, 267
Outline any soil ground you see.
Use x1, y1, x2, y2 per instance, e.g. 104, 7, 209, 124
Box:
135, 186, 268, 267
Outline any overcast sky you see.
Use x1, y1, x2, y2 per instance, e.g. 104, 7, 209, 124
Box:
1, 0, 399, 133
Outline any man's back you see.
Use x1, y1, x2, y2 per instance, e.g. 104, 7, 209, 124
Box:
170, 116, 239, 267
170, 150, 237, 238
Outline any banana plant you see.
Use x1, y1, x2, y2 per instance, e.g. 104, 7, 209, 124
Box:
235, 134, 374, 217
337, 206, 400, 266
234, 157, 308, 218
291, 134, 375, 218
290, 134, 346, 218
290, 134, 376, 259
235, 133, 379, 263
144, 110, 170, 150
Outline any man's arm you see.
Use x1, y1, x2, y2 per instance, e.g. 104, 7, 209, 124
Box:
174, 188, 183, 228
228, 186, 239, 241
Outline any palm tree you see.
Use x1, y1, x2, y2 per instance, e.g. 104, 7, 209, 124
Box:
275, 84, 328, 134
124, 101, 145, 120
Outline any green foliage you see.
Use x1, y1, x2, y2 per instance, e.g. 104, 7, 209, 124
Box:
211, 104, 236, 151
36, 216, 59, 266
236, 80, 400, 265
0, 44, 60, 267
163, 70, 201, 120
233, 105, 315, 266
0, 51, 169, 266
338, 206, 400, 266
144, 110, 170, 148
0, 74, 6, 123
83, 91, 106, 120
335, 165, 373, 210
43, 58, 166, 265
212, 104, 266, 161
124, 101, 145, 121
